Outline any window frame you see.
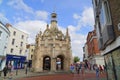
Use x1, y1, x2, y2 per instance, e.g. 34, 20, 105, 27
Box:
21, 35, 24, 39
13, 31, 16, 36
12, 39, 15, 45
20, 42, 23, 47
0, 31, 2, 39
10, 48, 13, 53
100, 0, 112, 31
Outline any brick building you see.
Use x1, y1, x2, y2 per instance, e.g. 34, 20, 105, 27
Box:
92, 0, 120, 79
86, 30, 104, 66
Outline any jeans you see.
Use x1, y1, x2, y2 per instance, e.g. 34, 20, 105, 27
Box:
96, 71, 99, 80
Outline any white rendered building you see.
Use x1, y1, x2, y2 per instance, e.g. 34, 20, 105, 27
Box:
6, 23, 28, 56
0, 22, 10, 71
5, 23, 28, 69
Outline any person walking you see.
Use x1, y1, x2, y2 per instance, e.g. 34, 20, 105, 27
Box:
99, 65, 103, 74
24, 64, 28, 75
94, 64, 99, 80
70, 64, 74, 73
76, 63, 80, 74
81, 62, 85, 76
3, 65, 8, 79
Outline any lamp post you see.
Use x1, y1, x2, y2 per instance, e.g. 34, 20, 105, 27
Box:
16, 66, 18, 75
24, 61, 28, 75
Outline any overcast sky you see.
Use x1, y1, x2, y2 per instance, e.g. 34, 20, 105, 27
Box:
0, 0, 94, 61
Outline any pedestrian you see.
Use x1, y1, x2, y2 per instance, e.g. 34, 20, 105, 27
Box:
81, 62, 85, 76
94, 64, 99, 80
99, 65, 103, 74
3, 65, 8, 79
8, 62, 12, 74
24, 64, 28, 75
9, 65, 14, 79
79, 62, 82, 73
76, 63, 80, 74
70, 64, 74, 73
103, 65, 106, 72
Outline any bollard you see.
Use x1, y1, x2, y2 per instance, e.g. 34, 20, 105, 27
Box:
0, 71, 1, 77
16, 69, 18, 75
25, 68, 27, 75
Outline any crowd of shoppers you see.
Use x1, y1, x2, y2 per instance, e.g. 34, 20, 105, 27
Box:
70, 61, 106, 79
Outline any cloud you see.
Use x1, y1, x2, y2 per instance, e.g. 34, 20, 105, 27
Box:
13, 7, 94, 61
0, 0, 2, 4
80, 7, 94, 27
35, 11, 49, 20
66, 7, 94, 60
7, 0, 33, 13
73, 7, 94, 29
0, 13, 9, 23
14, 20, 47, 43
73, 14, 81, 20
7, 0, 49, 21
41, 0, 44, 3
68, 25, 87, 60
9, 4, 94, 61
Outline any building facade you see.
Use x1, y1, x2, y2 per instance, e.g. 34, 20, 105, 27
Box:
83, 43, 88, 61
6, 23, 28, 69
92, 0, 120, 80
26, 44, 35, 68
86, 30, 104, 66
32, 12, 72, 72
0, 21, 10, 70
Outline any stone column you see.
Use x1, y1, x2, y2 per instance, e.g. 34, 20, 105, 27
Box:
51, 58, 56, 72
34, 58, 40, 72
64, 58, 70, 71
39, 58, 43, 72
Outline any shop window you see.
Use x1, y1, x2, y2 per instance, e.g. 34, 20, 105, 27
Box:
112, 49, 120, 80
104, 54, 115, 80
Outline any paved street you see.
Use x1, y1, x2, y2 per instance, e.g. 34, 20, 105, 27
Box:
19, 73, 107, 80
0, 69, 107, 80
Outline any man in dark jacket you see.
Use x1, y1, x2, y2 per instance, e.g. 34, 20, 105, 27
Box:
3, 65, 8, 79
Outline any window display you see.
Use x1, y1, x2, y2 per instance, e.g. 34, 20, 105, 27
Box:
112, 49, 120, 80
105, 53, 115, 80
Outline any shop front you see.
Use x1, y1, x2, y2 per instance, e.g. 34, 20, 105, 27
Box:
6, 54, 26, 69
104, 47, 120, 80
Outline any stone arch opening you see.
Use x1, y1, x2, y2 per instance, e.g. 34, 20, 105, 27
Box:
43, 56, 51, 71
56, 55, 64, 70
